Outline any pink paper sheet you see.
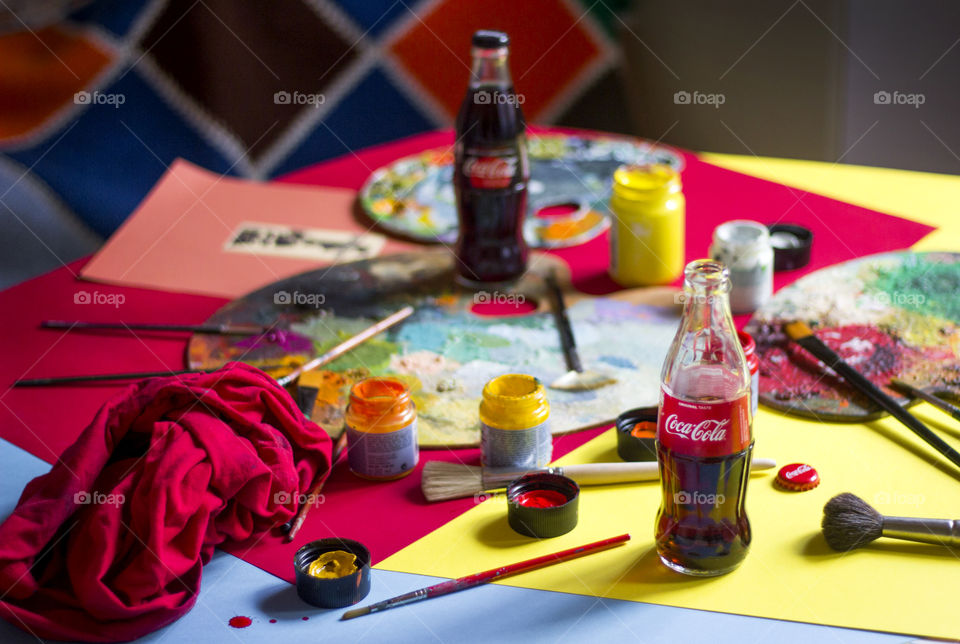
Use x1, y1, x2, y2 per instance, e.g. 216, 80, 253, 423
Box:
81, 159, 415, 298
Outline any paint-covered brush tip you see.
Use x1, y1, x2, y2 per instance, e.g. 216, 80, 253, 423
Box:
340, 606, 369, 621
783, 320, 814, 340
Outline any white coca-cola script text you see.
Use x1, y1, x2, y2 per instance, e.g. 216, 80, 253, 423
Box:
663, 414, 729, 442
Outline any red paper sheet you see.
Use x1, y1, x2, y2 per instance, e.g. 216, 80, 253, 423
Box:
0, 130, 936, 585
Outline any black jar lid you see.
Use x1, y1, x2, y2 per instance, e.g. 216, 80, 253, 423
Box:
294, 538, 371, 608
506, 472, 579, 538
768, 224, 813, 271
616, 406, 658, 462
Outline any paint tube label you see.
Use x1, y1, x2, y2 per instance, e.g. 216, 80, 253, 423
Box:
480, 421, 552, 471
346, 420, 419, 479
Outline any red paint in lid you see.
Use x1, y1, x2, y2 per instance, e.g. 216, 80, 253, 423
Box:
776, 463, 820, 491
514, 489, 569, 508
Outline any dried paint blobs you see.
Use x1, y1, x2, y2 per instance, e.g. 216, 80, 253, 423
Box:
307, 550, 358, 579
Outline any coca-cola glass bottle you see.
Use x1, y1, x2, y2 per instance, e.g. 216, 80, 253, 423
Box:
453, 30, 529, 286
655, 259, 753, 576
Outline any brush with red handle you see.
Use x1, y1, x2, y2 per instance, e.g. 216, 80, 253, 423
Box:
340, 533, 631, 620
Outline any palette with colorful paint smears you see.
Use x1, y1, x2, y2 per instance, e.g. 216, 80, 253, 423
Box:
187, 251, 680, 447
746, 251, 960, 421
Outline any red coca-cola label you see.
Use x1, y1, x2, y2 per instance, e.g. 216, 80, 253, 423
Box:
658, 390, 751, 457
463, 155, 517, 189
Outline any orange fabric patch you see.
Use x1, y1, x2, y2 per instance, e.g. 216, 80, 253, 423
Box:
0, 27, 113, 142
389, 0, 602, 121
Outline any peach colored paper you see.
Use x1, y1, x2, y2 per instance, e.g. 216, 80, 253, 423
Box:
81, 159, 417, 298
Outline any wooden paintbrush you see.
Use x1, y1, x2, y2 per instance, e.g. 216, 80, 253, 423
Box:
341, 533, 630, 620
283, 431, 348, 541
783, 320, 960, 471
545, 272, 616, 392
822, 492, 960, 551
276, 306, 414, 387
421, 458, 777, 502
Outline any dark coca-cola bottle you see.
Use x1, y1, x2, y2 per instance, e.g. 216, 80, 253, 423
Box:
655, 259, 754, 576
453, 30, 529, 286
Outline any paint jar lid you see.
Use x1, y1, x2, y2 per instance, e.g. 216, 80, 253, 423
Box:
775, 463, 820, 491
768, 224, 813, 271
506, 473, 579, 538
294, 538, 372, 608
615, 407, 658, 462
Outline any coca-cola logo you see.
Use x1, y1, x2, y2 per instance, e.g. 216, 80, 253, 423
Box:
784, 464, 812, 480
463, 156, 517, 188
663, 414, 729, 442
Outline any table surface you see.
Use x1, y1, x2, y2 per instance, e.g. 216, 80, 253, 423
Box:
1, 134, 957, 643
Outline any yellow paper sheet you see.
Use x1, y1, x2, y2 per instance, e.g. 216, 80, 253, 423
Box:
380, 405, 960, 640
381, 158, 960, 639
700, 153, 960, 251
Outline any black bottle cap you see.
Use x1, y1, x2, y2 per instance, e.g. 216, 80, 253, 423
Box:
294, 538, 371, 608
472, 30, 509, 49
768, 224, 813, 271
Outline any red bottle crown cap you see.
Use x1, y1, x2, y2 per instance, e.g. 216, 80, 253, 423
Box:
775, 463, 820, 491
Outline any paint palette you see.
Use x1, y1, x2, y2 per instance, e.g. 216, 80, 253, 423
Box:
746, 251, 960, 421
188, 251, 681, 447
358, 133, 684, 248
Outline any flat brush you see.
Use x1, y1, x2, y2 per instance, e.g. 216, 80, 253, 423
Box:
545, 272, 616, 392
421, 458, 777, 502
341, 533, 630, 620
822, 492, 960, 551
784, 320, 960, 472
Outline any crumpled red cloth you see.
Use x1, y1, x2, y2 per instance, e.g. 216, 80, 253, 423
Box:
0, 363, 331, 642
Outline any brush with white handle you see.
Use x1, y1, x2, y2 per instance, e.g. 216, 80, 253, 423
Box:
421, 458, 777, 502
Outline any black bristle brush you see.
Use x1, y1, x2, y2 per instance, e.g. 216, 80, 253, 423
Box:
821, 493, 960, 551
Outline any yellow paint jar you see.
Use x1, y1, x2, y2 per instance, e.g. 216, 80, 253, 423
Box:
609, 164, 685, 286
479, 374, 551, 470
345, 378, 418, 480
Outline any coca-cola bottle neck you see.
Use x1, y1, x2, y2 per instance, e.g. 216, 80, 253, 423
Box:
682, 260, 736, 335
470, 47, 512, 88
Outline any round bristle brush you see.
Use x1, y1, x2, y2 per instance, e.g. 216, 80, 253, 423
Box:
821, 493, 960, 551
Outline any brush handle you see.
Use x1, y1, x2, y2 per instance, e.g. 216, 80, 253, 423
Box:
891, 379, 960, 423
882, 516, 960, 546
42, 321, 268, 335
560, 462, 658, 484
342, 534, 630, 620
793, 332, 960, 471
276, 306, 414, 386
484, 458, 776, 488
545, 273, 583, 373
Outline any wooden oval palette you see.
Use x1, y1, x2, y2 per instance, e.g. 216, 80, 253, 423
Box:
746, 251, 960, 421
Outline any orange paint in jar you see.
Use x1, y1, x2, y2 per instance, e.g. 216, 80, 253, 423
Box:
345, 378, 418, 481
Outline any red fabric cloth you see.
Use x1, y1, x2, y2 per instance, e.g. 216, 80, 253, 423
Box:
0, 363, 331, 642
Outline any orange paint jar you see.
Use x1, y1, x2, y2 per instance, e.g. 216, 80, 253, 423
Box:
344, 378, 418, 481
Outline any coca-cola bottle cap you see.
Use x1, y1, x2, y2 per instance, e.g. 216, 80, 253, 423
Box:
473, 30, 509, 49
775, 463, 820, 491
